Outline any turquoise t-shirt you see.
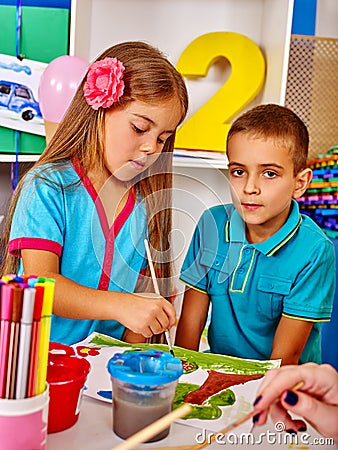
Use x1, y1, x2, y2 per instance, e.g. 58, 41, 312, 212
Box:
9, 161, 147, 344
180, 200, 335, 363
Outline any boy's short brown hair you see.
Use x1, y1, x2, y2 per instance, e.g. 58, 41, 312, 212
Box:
227, 104, 309, 175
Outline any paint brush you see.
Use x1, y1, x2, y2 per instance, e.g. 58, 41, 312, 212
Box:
144, 239, 175, 357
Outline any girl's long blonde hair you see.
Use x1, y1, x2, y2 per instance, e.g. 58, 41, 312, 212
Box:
0, 41, 188, 299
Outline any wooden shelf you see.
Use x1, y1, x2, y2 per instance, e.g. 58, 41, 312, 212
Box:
173, 156, 228, 169
0, 154, 228, 169
0, 154, 40, 163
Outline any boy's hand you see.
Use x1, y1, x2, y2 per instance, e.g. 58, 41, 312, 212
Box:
270, 316, 313, 365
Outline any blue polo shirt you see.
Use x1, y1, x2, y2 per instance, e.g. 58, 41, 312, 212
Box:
180, 200, 335, 363
9, 161, 147, 345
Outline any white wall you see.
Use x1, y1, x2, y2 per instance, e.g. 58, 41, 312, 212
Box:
316, 0, 338, 38
72, 0, 294, 108
172, 167, 232, 280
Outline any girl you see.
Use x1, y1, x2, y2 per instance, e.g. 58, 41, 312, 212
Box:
0, 41, 189, 345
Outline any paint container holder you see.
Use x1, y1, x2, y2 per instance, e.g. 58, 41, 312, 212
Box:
0, 385, 49, 450
47, 342, 91, 433
107, 349, 183, 442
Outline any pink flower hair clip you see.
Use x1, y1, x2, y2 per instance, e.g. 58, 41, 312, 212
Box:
83, 57, 125, 110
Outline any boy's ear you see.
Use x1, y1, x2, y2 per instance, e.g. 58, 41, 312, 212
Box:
293, 168, 312, 199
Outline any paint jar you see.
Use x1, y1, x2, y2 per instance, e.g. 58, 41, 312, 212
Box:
47, 342, 91, 433
0, 385, 49, 450
107, 350, 183, 442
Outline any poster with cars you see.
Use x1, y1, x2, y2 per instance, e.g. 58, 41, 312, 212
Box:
0, 54, 46, 136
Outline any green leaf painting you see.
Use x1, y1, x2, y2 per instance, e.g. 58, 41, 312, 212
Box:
173, 383, 236, 420
76, 332, 280, 432
90, 333, 278, 374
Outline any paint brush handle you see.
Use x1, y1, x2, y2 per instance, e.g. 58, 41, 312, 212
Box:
144, 239, 174, 355
144, 239, 160, 295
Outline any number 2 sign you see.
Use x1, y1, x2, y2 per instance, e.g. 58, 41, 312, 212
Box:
175, 32, 266, 152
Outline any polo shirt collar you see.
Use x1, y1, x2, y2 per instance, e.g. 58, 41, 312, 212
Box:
226, 199, 302, 256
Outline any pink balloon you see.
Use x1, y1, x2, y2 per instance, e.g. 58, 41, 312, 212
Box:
38, 55, 89, 123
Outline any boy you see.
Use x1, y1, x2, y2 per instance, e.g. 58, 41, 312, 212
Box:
175, 104, 335, 365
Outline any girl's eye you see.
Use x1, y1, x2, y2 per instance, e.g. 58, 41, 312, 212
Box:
264, 170, 277, 178
133, 125, 146, 134
231, 169, 245, 177
157, 137, 165, 145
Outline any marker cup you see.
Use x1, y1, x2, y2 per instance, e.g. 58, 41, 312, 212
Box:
107, 350, 183, 442
47, 342, 91, 433
0, 386, 49, 450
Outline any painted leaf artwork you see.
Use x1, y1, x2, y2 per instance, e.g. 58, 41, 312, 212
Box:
72, 332, 280, 433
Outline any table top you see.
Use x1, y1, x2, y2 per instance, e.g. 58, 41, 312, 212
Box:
46, 395, 337, 450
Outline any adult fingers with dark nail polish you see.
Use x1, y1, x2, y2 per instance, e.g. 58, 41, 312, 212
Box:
252, 363, 338, 442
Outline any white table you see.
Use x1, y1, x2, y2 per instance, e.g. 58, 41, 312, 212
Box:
46, 395, 337, 450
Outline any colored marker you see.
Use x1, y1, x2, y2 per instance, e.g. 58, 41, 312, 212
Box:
27, 275, 38, 287
0, 284, 14, 398
36, 281, 55, 395
9, 276, 25, 284
1, 275, 16, 283
15, 287, 35, 399
6, 285, 24, 399
27, 285, 44, 397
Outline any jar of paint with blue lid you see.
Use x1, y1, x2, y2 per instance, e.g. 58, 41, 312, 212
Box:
107, 349, 183, 441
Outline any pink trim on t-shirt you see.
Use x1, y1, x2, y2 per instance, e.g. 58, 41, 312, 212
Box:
8, 237, 62, 257
72, 159, 109, 237
72, 159, 138, 291
98, 188, 136, 290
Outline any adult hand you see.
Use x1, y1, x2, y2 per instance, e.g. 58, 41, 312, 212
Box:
252, 363, 338, 441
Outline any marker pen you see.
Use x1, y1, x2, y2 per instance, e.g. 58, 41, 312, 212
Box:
27, 285, 44, 397
36, 281, 55, 395
15, 287, 36, 399
0, 284, 14, 398
6, 285, 24, 399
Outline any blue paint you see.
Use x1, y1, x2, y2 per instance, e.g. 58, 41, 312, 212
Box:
0, 61, 31, 75
97, 390, 113, 400
292, 0, 317, 36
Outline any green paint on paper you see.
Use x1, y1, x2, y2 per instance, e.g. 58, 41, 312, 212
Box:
184, 404, 223, 420
90, 333, 278, 375
209, 389, 236, 407
173, 383, 221, 420
173, 383, 235, 420
174, 382, 199, 404
84, 333, 280, 423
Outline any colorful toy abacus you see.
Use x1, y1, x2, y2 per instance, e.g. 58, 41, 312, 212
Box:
298, 146, 338, 238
